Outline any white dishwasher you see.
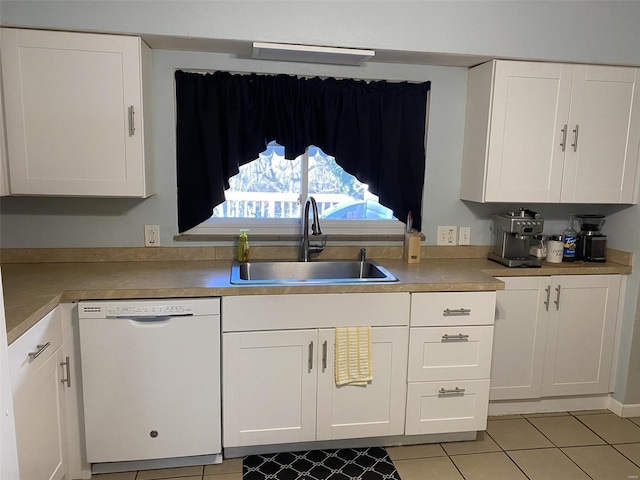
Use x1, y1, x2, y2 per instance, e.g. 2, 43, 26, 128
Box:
78, 298, 221, 467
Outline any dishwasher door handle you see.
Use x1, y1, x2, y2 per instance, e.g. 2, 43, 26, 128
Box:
108, 314, 194, 321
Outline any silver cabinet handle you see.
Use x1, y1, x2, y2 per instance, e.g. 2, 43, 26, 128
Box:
441, 333, 470, 341
60, 356, 71, 388
554, 285, 561, 311
308, 342, 314, 372
28, 342, 50, 359
439, 387, 466, 395
443, 308, 471, 316
560, 124, 568, 151
322, 341, 327, 372
544, 285, 551, 311
128, 105, 135, 136
571, 125, 579, 152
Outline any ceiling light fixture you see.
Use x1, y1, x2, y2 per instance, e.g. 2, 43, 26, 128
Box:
251, 42, 375, 66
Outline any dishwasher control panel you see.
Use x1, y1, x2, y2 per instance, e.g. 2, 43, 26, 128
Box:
105, 304, 193, 317
78, 298, 220, 318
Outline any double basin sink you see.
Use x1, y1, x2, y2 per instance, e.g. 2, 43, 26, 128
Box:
230, 259, 398, 285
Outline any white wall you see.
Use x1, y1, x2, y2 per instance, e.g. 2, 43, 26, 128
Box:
1, 0, 639, 403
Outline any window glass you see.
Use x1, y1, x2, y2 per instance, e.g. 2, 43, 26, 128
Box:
212, 144, 301, 219
212, 142, 394, 221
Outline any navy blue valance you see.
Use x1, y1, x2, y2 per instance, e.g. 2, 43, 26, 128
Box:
175, 70, 430, 233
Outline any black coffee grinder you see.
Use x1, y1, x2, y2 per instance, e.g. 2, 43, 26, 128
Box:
576, 215, 607, 262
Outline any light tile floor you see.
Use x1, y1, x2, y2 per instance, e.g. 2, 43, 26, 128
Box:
92, 410, 640, 480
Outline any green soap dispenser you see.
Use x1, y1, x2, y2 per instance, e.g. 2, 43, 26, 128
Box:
237, 229, 249, 262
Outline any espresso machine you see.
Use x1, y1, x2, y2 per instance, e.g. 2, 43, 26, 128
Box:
488, 208, 545, 267
576, 214, 607, 262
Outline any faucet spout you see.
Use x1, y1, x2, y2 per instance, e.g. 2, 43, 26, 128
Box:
300, 196, 326, 261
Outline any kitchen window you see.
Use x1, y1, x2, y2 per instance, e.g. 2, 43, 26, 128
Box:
175, 70, 430, 236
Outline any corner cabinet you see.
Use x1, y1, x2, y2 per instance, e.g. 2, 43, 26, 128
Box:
0, 28, 154, 197
222, 293, 409, 448
460, 60, 640, 204
8, 307, 67, 480
490, 275, 622, 401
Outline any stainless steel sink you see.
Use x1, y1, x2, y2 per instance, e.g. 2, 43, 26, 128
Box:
230, 260, 398, 285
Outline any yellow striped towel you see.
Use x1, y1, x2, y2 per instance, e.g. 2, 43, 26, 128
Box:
334, 326, 372, 386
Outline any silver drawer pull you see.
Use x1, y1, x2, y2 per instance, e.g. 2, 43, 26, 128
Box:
439, 387, 466, 395
322, 341, 328, 372
28, 342, 50, 359
128, 105, 136, 136
60, 356, 71, 388
560, 124, 568, 151
442, 333, 470, 341
443, 308, 471, 316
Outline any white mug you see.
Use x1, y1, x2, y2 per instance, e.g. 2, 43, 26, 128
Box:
546, 240, 564, 263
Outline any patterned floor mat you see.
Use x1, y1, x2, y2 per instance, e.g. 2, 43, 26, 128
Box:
243, 447, 401, 480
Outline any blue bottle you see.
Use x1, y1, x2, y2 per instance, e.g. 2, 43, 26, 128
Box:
562, 212, 578, 262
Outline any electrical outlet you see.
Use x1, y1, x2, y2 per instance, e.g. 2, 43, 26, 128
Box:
459, 227, 471, 245
437, 226, 458, 246
144, 225, 160, 247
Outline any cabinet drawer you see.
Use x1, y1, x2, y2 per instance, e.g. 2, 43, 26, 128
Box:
405, 379, 490, 435
410, 292, 496, 326
408, 326, 493, 382
9, 308, 62, 392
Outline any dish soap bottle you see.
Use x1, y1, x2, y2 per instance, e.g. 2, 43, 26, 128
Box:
237, 229, 249, 262
562, 212, 578, 262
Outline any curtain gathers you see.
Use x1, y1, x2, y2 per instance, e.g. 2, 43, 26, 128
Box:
175, 70, 430, 233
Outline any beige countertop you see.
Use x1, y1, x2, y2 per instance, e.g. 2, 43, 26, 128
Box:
1, 254, 632, 345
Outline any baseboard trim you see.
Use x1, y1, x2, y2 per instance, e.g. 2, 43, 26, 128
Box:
489, 395, 611, 415
608, 398, 640, 418
223, 431, 477, 458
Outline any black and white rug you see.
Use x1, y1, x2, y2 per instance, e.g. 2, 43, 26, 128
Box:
243, 447, 401, 480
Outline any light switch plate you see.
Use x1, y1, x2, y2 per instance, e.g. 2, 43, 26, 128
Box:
459, 227, 471, 245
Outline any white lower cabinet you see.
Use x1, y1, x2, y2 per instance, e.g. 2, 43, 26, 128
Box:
222, 293, 410, 448
405, 292, 496, 436
490, 275, 622, 400
223, 326, 408, 447
9, 307, 67, 480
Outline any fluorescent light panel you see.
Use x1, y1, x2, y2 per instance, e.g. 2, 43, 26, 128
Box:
252, 42, 375, 66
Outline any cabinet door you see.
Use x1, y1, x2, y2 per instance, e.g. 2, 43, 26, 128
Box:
1, 28, 151, 197
316, 327, 408, 441
485, 61, 572, 202
490, 277, 549, 400
13, 347, 66, 480
542, 275, 621, 396
223, 330, 318, 447
561, 66, 640, 203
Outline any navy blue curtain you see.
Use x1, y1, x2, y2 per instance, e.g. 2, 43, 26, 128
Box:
175, 70, 430, 233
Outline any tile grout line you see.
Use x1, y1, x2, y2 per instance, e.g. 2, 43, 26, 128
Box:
482, 428, 539, 480
526, 412, 609, 480
521, 412, 599, 480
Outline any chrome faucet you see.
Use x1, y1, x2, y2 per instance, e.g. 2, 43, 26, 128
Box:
300, 196, 327, 261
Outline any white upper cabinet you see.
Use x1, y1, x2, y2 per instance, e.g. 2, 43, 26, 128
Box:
460, 60, 640, 204
0, 28, 154, 197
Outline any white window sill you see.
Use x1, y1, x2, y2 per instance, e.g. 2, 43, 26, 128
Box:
174, 232, 424, 243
